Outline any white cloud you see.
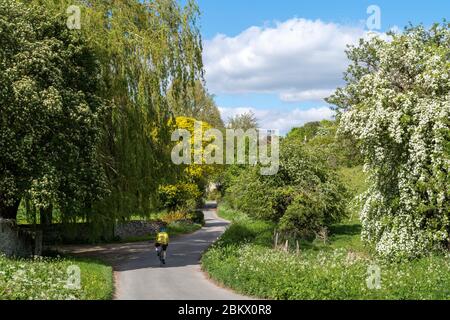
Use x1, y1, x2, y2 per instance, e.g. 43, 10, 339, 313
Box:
204, 18, 367, 102
219, 106, 335, 135
280, 89, 335, 102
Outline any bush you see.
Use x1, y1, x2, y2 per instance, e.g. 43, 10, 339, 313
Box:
188, 210, 205, 225
280, 194, 326, 239
223, 139, 349, 237
159, 211, 188, 224
158, 183, 202, 212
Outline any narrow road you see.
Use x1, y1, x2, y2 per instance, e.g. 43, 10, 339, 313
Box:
59, 205, 249, 300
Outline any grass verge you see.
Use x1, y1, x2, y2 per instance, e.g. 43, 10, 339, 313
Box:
0, 254, 113, 300
201, 205, 450, 300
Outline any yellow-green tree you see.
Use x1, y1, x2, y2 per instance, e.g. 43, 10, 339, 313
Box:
159, 116, 218, 212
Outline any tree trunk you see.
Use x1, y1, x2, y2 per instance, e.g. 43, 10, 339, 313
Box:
40, 204, 53, 226
0, 198, 20, 220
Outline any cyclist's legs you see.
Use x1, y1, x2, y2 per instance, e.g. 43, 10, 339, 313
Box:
155, 243, 162, 256
161, 244, 168, 260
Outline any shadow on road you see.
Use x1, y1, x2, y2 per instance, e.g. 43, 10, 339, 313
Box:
203, 202, 218, 210
60, 210, 229, 272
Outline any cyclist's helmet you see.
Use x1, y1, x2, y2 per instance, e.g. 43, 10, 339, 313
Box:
159, 226, 167, 232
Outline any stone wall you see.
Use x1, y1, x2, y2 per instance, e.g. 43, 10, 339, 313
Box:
0, 219, 42, 257
2, 218, 178, 251
39, 220, 164, 245
114, 221, 163, 239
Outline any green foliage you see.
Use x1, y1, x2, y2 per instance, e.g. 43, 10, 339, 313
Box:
337, 166, 368, 197
287, 120, 363, 168
158, 183, 202, 212
0, 0, 107, 219
203, 244, 450, 300
168, 81, 224, 129
224, 137, 349, 237
167, 220, 202, 237
214, 204, 248, 222
327, 23, 450, 260
158, 116, 219, 212
212, 206, 275, 247
188, 209, 206, 225
21, 0, 205, 224
287, 121, 322, 142
0, 255, 113, 300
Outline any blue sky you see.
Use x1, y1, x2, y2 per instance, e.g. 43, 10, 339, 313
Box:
192, 0, 449, 133
197, 0, 449, 38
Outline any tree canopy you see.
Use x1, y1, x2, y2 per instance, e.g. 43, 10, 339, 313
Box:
168, 81, 224, 129
0, 0, 107, 220
24, 0, 205, 223
227, 111, 258, 131
287, 120, 363, 168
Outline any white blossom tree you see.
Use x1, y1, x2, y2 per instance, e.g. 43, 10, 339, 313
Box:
328, 23, 450, 260
0, 1, 107, 221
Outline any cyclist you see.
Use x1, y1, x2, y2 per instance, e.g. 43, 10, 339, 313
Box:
155, 226, 169, 264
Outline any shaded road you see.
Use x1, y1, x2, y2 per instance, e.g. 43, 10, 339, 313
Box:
58, 204, 249, 300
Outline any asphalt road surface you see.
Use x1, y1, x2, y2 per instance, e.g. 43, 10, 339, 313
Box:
60, 204, 250, 300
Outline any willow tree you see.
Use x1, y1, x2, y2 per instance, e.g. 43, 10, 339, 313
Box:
168, 80, 224, 129
26, 0, 204, 222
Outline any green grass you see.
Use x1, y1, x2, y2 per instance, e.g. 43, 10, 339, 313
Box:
337, 166, 368, 196
0, 254, 113, 300
337, 166, 369, 222
167, 221, 202, 236
202, 205, 450, 300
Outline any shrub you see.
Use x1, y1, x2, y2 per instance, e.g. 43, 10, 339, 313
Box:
158, 183, 202, 212
223, 139, 349, 237
188, 210, 205, 225
280, 194, 327, 238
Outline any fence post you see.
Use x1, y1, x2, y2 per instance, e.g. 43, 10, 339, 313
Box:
274, 232, 279, 249
284, 240, 289, 252
296, 240, 300, 255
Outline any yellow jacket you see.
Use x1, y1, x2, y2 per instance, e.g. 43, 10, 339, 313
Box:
156, 232, 169, 245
